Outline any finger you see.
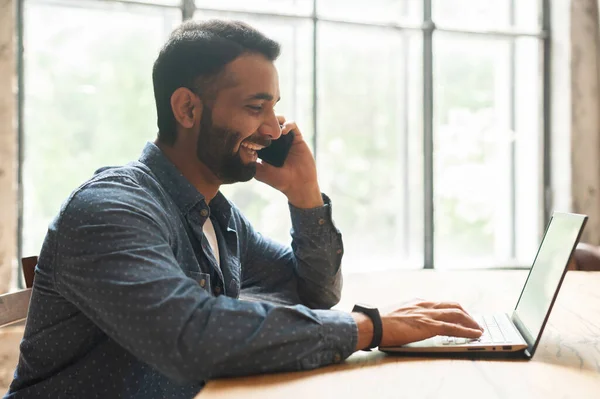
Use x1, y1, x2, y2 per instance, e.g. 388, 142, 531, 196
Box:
281, 121, 297, 135
433, 303, 483, 330
412, 299, 464, 309
430, 308, 483, 331
432, 302, 478, 322
276, 115, 286, 125
432, 301, 466, 313
435, 321, 483, 339
410, 300, 437, 309
282, 124, 306, 145
254, 160, 276, 183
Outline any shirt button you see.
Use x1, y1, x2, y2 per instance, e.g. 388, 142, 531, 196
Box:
199, 279, 206, 288
336, 249, 342, 254
333, 353, 342, 363
214, 286, 221, 295
200, 209, 209, 217
318, 218, 326, 225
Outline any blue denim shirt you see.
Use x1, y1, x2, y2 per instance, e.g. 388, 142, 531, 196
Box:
5, 143, 357, 399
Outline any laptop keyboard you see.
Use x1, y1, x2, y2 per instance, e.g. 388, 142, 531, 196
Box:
440, 314, 510, 345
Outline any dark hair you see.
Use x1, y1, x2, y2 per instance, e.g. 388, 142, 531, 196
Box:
152, 19, 281, 145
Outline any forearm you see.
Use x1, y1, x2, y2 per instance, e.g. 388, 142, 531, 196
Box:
241, 193, 343, 309
285, 184, 324, 209
190, 301, 357, 379
60, 265, 356, 382
289, 193, 344, 309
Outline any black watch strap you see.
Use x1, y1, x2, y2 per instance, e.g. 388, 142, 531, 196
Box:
352, 304, 383, 351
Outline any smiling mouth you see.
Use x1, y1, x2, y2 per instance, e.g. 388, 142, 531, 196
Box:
240, 142, 266, 152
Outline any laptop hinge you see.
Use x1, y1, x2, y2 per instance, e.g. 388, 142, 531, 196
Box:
510, 311, 535, 350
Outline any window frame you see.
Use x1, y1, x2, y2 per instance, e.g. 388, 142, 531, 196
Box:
16, 0, 551, 282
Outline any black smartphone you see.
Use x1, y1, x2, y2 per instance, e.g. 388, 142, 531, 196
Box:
257, 130, 295, 167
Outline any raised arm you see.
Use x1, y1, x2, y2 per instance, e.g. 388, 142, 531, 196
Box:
249, 119, 344, 308
240, 194, 344, 309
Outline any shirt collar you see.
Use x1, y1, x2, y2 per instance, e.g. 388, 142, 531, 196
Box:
138, 142, 233, 225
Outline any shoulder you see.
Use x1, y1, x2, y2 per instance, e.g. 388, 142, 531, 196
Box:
56, 163, 169, 231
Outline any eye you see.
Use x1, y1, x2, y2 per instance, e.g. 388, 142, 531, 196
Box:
246, 105, 263, 112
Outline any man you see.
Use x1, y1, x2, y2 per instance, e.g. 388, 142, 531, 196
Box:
6, 20, 482, 398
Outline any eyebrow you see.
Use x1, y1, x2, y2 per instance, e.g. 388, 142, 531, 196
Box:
246, 93, 281, 103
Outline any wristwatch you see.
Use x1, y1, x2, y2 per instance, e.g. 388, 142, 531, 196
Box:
352, 303, 383, 351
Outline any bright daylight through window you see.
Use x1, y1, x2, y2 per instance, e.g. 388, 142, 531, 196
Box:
20, 0, 547, 275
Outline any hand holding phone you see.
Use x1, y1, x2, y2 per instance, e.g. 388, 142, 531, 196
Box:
254, 123, 322, 208
257, 130, 295, 167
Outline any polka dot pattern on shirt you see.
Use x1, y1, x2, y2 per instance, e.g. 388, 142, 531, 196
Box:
6, 142, 354, 399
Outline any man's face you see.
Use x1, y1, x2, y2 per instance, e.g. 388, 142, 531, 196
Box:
195, 54, 281, 184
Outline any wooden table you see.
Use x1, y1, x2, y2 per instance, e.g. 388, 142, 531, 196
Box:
197, 270, 600, 399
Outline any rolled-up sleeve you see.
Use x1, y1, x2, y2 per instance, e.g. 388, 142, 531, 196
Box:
53, 177, 356, 383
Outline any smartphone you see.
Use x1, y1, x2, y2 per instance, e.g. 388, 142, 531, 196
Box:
257, 130, 295, 167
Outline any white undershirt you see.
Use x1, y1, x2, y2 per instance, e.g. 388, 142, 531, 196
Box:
202, 217, 220, 267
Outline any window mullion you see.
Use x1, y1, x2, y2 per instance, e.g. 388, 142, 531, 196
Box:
423, 0, 434, 269
182, 0, 194, 20
311, 0, 318, 158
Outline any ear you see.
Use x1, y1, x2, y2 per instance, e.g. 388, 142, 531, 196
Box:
170, 87, 203, 129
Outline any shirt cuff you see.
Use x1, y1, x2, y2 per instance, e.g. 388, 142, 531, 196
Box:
299, 309, 357, 369
288, 193, 337, 236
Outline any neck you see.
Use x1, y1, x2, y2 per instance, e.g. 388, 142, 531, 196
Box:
154, 139, 221, 204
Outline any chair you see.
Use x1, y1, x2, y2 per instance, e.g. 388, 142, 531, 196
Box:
0, 257, 36, 393
20, 256, 36, 289
0, 256, 37, 328
569, 243, 600, 271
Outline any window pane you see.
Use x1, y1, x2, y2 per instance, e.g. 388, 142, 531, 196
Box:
195, 0, 313, 16
22, 2, 181, 256
317, 0, 421, 24
433, 0, 539, 31
194, 11, 314, 245
318, 23, 423, 272
513, 37, 542, 265
433, 34, 541, 268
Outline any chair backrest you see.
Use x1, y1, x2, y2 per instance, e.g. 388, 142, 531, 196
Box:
573, 243, 600, 271
0, 256, 37, 328
21, 256, 37, 288
0, 289, 32, 328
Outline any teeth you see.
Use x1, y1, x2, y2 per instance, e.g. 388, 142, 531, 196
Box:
241, 142, 264, 151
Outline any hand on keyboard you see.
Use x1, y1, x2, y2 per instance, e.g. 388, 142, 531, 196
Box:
376, 299, 484, 348
440, 315, 508, 345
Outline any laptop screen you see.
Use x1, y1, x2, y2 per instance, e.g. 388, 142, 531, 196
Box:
514, 212, 586, 346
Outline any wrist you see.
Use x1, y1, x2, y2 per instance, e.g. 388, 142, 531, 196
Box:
351, 304, 383, 351
351, 312, 374, 351
286, 185, 324, 209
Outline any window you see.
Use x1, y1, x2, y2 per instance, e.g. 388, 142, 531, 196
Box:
434, 34, 541, 268
21, 0, 181, 261
316, 23, 423, 271
19, 0, 549, 275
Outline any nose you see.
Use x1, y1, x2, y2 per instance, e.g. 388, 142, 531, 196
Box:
257, 113, 282, 140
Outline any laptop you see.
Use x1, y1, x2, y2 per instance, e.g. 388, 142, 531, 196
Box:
380, 212, 588, 359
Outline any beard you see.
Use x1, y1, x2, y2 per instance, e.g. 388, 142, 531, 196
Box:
196, 105, 263, 184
